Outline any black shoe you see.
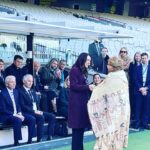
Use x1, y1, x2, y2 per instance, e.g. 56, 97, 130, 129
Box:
37, 138, 42, 142
27, 139, 32, 144
14, 141, 19, 146
47, 136, 52, 141
134, 123, 140, 129
144, 125, 150, 130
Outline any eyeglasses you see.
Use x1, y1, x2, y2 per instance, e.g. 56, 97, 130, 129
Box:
120, 51, 127, 53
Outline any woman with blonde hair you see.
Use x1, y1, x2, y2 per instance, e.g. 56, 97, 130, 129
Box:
88, 56, 130, 150
119, 47, 131, 72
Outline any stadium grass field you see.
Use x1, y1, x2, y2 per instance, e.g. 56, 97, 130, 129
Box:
53, 130, 150, 150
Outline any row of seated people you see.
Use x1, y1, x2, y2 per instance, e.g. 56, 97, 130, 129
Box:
0, 74, 55, 146
0, 55, 70, 146
33, 58, 69, 118
0, 55, 69, 118
0, 55, 102, 147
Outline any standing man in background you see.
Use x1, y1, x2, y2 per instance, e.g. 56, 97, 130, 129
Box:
134, 52, 150, 130
99, 47, 109, 74
88, 40, 104, 72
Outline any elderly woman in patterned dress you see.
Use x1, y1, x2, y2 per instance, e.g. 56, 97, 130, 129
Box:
88, 56, 130, 150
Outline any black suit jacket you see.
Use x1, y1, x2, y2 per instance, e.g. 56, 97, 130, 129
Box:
19, 87, 39, 115
63, 69, 69, 80
88, 42, 104, 72
134, 64, 150, 92
5, 64, 23, 88
34, 71, 43, 92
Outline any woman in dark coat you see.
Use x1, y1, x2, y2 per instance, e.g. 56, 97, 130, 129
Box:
40, 58, 60, 113
68, 52, 94, 150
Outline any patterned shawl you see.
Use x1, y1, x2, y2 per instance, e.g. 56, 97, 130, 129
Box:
88, 70, 130, 150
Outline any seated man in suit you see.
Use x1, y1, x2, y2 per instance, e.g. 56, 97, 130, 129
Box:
0, 75, 36, 146
19, 74, 56, 142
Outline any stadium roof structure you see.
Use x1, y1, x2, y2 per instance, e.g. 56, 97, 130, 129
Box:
0, 17, 132, 40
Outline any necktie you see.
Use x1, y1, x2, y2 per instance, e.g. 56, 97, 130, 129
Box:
28, 90, 33, 101
96, 43, 100, 56
28, 90, 37, 111
60, 71, 64, 87
10, 91, 17, 115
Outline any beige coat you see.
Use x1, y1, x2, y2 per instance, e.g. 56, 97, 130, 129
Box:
88, 70, 130, 150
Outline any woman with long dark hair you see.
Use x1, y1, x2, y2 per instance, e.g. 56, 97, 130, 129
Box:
68, 53, 94, 150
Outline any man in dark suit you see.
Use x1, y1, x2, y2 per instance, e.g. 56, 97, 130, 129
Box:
33, 61, 43, 93
0, 59, 5, 91
19, 74, 56, 142
0, 75, 36, 146
134, 52, 150, 130
100, 47, 109, 74
5, 55, 24, 88
88, 40, 104, 72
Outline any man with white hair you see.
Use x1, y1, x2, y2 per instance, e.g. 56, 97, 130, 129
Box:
19, 74, 56, 142
0, 75, 36, 146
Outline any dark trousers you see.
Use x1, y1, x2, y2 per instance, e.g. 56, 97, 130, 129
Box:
129, 84, 135, 119
40, 91, 57, 113
134, 92, 150, 127
6, 114, 36, 143
35, 112, 56, 140
72, 128, 84, 150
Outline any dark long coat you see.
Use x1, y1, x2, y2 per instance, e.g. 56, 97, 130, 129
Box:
68, 66, 91, 128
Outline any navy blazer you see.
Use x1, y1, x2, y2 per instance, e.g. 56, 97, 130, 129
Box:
19, 87, 39, 115
0, 71, 5, 90
0, 88, 21, 121
134, 64, 150, 92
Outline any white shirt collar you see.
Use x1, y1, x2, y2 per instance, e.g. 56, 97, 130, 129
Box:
23, 85, 30, 92
7, 87, 14, 93
142, 63, 148, 67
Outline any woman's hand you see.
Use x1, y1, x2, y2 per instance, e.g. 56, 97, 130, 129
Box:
89, 84, 95, 91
